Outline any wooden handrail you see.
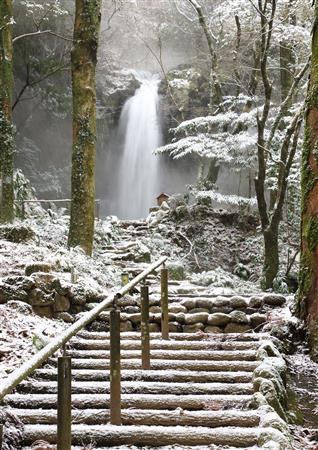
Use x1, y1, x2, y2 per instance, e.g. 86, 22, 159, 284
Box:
15, 199, 101, 203
0, 256, 167, 401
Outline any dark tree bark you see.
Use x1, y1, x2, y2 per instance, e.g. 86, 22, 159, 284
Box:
0, 0, 14, 223
280, 0, 296, 108
297, 1, 318, 361
68, 0, 102, 256
254, 0, 307, 289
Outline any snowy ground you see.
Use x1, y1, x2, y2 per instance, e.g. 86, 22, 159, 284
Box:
0, 205, 316, 449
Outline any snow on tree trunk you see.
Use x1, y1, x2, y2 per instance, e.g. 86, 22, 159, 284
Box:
0, 0, 14, 224
298, 2, 318, 361
68, 0, 101, 256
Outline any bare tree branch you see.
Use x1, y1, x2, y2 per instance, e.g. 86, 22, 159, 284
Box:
13, 30, 72, 44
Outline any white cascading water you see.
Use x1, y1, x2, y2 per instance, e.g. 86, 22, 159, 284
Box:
117, 72, 162, 219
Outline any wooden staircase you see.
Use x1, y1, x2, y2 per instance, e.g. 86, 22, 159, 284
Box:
4, 330, 291, 449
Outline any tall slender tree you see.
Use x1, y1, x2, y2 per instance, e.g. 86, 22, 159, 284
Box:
0, 0, 14, 223
298, 1, 318, 361
68, 0, 102, 256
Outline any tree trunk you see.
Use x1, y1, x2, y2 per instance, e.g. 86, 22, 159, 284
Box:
0, 0, 14, 223
68, 0, 102, 256
262, 226, 279, 290
280, 0, 296, 107
187, 0, 223, 112
297, 2, 318, 361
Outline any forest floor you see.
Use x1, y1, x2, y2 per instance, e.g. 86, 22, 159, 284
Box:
0, 201, 317, 449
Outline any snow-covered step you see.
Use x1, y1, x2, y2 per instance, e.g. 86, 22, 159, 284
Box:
5, 393, 254, 410
21, 424, 267, 447
33, 368, 254, 383
18, 380, 254, 395
47, 357, 259, 371
12, 408, 260, 427
77, 331, 271, 341
64, 348, 258, 361
70, 337, 262, 350
23, 447, 262, 450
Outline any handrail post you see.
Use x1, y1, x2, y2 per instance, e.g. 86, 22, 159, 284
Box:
121, 272, 129, 287
141, 284, 150, 370
161, 265, 169, 340
57, 356, 72, 450
110, 308, 121, 425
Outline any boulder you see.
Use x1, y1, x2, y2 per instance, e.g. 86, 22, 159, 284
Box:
32, 305, 53, 318
28, 288, 55, 306
120, 321, 133, 332
249, 296, 263, 309
153, 313, 177, 324
3, 276, 35, 291
70, 285, 87, 306
149, 323, 161, 332
70, 304, 83, 314
180, 298, 196, 310
134, 242, 151, 263
0, 283, 29, 304
89, 320, 109, 332
229, 310, 249, 324
6, 300, 32, 314
250, 313, 267, 329
188, 308, 209, 314
263, 294, 286, 307
183, 323, 205, 333
53, 293, 70, 313
213, 296, 230, 307
184, 313, 209, 325
0, 224, 35, 242
124, 306, 140, 314
207, 313, 231, 327
55, 312, 75, 323
168, 303, 187, 314
117, 296, 137, 307
169, 321, 182, 332
98, 311, 111, 322
229, 296, 248, 308
175, 313, 186, 324
52, 278, 72, 297
129, 313, 142, 324
196, 298, 213, 309
25, 263, 52, 277
173, 205, 189, 221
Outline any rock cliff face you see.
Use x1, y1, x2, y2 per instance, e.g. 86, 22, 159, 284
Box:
160, 66, 210, 132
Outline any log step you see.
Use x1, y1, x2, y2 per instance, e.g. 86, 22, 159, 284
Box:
77, 331, 271, 341
33, 368, 254, 383
47, 358, 259, 371
22, 424, 267, 446
18, 380, 254, 395
23, 447, 262, 450
64, 349, 257, 361
12, 408, 260, 427
70, 338, 262, 351
5, 393, 255, 410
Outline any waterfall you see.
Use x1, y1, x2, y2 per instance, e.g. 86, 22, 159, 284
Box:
116, 72, 162, 219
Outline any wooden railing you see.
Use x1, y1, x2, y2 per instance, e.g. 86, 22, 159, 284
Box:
16, 198, 101, 219
0, 256, 168, 449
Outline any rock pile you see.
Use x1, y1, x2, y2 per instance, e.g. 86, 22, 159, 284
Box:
0, 262, 104, 323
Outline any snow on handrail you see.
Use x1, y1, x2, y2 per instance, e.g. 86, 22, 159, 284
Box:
0, 256, 167, 401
